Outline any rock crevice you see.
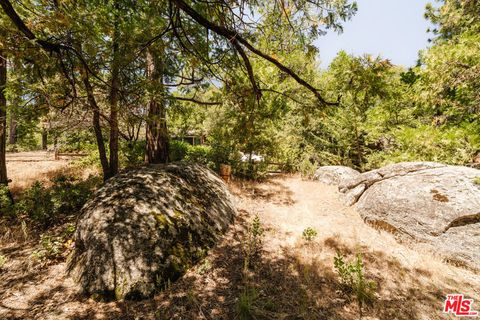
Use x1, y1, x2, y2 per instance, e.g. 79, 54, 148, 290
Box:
317, 162, 480, 270
339, 162, 447, 201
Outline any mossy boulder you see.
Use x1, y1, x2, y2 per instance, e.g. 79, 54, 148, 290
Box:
68, 163, 236, 300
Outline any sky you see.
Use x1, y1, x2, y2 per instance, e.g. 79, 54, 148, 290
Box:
315, 0, 434, 69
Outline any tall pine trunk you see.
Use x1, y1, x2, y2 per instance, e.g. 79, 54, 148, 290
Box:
80, 66, 111, 181
8, 110, 16, 145
145, 47, 169, 164
0, 51, 8, 185
108, 4, 120, 176
41, 126, 48, 150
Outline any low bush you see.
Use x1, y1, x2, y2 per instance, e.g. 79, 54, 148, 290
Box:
334, 252, 377, 315
297, 156, 317, 180
16, 181, 55, 225
236, 287, 259, 320
50, 175, 93, 215
31, 223, 76, 262
302, 227, 318, 242
39, 234, 64, 259
74, 149, 102, 169
59, 130, 97, 153
184, 145, 213, 166
15, 174, 97, 226
236, 215, 264, 320
473, 177, 480, 186
365, 124, 479, 170
120, 140, 146, 167
169, 140, 190, 162
235, 161, 269, 180
0, 185, 14, 217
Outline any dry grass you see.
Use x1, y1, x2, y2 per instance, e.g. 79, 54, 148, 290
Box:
6, 151, 98, 196
0, 174, 479, 319
1, 151, 98, 245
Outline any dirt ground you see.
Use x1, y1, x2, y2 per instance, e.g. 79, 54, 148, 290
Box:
0, 174, 479, 319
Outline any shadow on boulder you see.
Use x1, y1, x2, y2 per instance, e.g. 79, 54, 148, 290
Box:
67, 163, 236, 300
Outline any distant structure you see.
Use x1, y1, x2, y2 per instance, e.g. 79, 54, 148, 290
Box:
171, 130, 206, 146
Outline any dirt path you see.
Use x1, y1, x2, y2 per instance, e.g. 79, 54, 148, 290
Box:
1, 175, 479, 319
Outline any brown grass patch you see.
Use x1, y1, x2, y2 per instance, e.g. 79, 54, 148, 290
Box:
6, 151, 98, 196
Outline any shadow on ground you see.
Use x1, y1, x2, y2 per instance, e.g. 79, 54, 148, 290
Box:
230, 175, 296, 206
0, 178, 474, 320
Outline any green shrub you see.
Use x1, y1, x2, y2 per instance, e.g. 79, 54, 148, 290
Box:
31, 227, 76, 262
235, 161, 268, 180
74, 149, 101, 169
365, 124, 478, 169
59, 130, 97, 153
334, 252, 376, 314
16, 182, 55, 225
0, 185, 14, 217
474, 177, 480, 186
15, 174, 95, 226
209, 143, 235, 166
31, 234, 64, 261
6, 144, 18, 153
236, 287, 259, 320
243, 215, 264, 271
297, 156, 317, 179
302, 227, 318, 242
50, 174, 92, 214
184, 145, 213, 166
169, 140, 190, 161
40, 234, 63, 259
120, 140, 146, 167
63, 223, 76, 238
251, 215, 263, 239
17, 132, 39, 151
237, 215, 264, 319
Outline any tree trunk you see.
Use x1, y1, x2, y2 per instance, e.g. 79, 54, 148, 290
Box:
145, 47, 169, 164
8, 110, 16, 145
109, 4, 120, 176
41, 126, 48, 150
0, 51, 8, 185
80, 66, 111, 180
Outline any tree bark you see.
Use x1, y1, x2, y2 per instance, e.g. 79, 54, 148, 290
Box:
145, 47, 169, 164
8, 109, 16, 145
41, 126, 48, 150
0, 51, 8, 185
80, 67, 111, 180
108, 3, 120, 176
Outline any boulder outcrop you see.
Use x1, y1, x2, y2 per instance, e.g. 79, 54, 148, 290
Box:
68, 163, 236, 300
313, 166, 360, 186
338, 162, 480, 269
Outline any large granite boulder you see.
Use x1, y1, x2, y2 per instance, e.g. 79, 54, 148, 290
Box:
340, 162, 480, 269
314, 166, 360, 186
68, 163, 236, 300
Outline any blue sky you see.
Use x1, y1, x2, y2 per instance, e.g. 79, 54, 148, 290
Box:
315, 0, 434, 69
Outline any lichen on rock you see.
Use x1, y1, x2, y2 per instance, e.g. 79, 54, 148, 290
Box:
67, 163, 236, 300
